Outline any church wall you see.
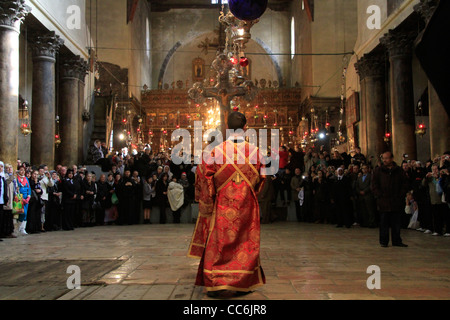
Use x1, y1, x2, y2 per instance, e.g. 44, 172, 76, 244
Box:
291, 0, 358, 101
27, 0, 90, 59
290, 0, 313, 101
86, 0, 152, 100
86, 0, 130, 72
311, 0, 358, 99
129, 0, 152, 102
251, 8, 291, 86
151, 8, 291, 90
151, 8, 219, 89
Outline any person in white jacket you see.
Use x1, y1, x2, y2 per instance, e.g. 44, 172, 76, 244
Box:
167, 177, 184, 224
1, 162, 16, 239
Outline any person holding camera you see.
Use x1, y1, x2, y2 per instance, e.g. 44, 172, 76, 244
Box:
423, 164, 446, 236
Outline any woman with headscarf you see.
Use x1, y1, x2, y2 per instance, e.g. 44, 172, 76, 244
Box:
104, 173, 118, 225
15, 166, 31, 235
162, 165, 173, 181
167, 177, 184, 224
80, 172, 96, 227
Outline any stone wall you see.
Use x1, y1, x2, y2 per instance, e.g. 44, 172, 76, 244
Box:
291, 0, 358, 101
151, 7, 291, 90
86, 0, 151, 102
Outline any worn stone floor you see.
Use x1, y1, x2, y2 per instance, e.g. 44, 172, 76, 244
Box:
0, 222, 449, 300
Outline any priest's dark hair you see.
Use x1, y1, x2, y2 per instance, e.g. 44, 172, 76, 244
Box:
227, 112, 247, 130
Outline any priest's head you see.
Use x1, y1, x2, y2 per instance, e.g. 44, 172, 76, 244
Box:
227, 112, 247, 131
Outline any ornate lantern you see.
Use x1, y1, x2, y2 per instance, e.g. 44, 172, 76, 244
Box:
19, 100, 32, 136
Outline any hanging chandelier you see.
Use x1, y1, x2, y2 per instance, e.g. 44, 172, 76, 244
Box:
415, 101, 427, 137
19, 100, 32, 136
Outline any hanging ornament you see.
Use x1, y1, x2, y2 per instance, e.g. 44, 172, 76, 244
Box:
55, 116, 61, 147
240, 57, 249, 67
228, 0, 268, 21
19, 100, 32, 136
415, 101, 427, 137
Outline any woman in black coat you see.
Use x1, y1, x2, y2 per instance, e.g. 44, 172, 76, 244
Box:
95, 174, 109, 226
46, 171, 63, 231
27, 170, 43, 234
313, 170, 330, 224
61, 170, 80, 231
155, 173, 169, 224
117, 170, 137, 225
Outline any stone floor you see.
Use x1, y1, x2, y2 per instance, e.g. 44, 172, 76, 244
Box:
0, 222, 449, 300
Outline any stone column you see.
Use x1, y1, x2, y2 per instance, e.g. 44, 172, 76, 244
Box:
355, 52, 387, 159
428, 84, 450, 157
30, 31, 64, 168
0, 1, 30, 166
58, 56, 84, 166
380, 30, 417, 162
77, 58, 89, 164
414, 0, 450, 157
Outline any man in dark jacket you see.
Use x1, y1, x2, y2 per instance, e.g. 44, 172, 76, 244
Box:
331, 168, 353, 228
371, 151, 410, 247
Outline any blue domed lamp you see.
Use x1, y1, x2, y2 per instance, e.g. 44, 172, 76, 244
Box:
220, 0, 268, 48
228, 0, 268, 21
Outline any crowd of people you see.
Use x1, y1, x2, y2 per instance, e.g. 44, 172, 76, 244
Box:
1, 139, 449, 242
0, 145, 196, 240
260, 145, 450, 239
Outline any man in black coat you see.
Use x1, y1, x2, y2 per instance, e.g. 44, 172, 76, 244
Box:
117, 169, 137, 225
331, 168, 353, 228
371, 151, 410, 247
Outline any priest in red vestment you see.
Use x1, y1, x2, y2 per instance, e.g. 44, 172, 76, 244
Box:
188, 112, 266, 296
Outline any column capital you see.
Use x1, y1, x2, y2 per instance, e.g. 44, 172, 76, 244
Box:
413, 0, 439, 24
61, 55, 88, 80
76, 58, 89, 83
0, 0, 30, 31
380, 30, 416, 58
30, 31, 64, 61
355, 52, 386, 80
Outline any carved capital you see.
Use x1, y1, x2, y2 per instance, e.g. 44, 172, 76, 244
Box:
413, 0, 439, 24
77, 58, 89, 82
61, 55, 82, 79
30, 31, 64, 61
380, 30, 416, 58
355, 52, 386, 80
0, 0, 30, 30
